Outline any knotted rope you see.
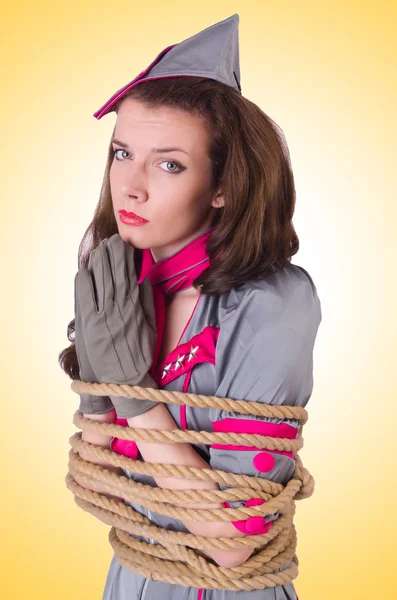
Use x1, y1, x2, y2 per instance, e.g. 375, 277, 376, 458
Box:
66, 381, 314, 591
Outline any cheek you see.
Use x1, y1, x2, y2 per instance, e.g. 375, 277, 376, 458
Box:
109, 161, 120, 188
157, 196, 202, 224
109, 172, 120, 209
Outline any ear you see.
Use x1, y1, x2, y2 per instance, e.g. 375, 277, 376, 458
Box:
212, 190, 225, 209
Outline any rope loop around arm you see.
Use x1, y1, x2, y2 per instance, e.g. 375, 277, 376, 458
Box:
66, 381, 314, 590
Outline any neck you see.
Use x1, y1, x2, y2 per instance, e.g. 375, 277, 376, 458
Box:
149, 224, 214, 264
138, 225, 214, 296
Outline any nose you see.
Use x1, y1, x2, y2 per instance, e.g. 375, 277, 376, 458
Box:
120, 162, 148, 202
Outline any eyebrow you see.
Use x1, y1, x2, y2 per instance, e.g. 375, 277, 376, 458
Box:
112, 138, 190, 155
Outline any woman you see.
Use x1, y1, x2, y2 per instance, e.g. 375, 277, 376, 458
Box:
59, 15, 322, 600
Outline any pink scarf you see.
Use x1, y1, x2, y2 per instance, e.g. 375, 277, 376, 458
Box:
137, 225, 215, 375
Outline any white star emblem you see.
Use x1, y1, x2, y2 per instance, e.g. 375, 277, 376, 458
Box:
162, 363, 173, 379
174, 354, 186, 370
187, 345, 200, 362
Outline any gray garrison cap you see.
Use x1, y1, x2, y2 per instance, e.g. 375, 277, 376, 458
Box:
93, 13, 241, 120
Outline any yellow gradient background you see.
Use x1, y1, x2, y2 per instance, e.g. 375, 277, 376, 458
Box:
1, 1, 395, 598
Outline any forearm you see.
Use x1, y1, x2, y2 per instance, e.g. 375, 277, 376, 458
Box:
127, 404, 253, 567
77, 408, 125, 500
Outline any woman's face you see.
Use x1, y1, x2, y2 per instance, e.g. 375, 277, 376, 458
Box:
109, 97, 224, 262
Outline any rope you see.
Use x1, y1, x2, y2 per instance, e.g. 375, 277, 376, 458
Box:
66, 380, 314, 591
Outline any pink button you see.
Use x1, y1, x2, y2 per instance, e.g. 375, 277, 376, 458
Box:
245, 516, 267, 534
232, 515, 273, 535
253, 452, 275, 472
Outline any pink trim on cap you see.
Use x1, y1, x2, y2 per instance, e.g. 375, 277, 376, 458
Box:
93, 44, 177, 119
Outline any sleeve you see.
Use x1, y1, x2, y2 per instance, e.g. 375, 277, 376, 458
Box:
208, 266, 322, 535
78, 392, 114, 415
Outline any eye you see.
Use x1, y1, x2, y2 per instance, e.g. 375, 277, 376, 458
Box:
113, 149, 130, 161
112, 149, 185, 174
159, 160, 185, 174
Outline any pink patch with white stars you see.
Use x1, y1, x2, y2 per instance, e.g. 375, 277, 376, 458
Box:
153, 325, 220, 387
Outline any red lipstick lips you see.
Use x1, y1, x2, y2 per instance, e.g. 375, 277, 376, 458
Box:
119, 210, 149, 225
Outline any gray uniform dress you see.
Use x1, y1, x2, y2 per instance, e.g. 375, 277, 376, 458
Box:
102, 261, 322, 600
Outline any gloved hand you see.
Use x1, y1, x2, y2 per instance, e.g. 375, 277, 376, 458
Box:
74, 233, 159, 419
74, 269, 114, 415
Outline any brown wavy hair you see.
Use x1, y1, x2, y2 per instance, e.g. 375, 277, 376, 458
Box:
59, 76, 299, 380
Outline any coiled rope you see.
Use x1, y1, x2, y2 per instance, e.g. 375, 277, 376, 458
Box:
66, 380, 314, 591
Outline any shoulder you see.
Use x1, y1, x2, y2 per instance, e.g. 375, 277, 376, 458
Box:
212, 263, 322, 406
250, 260, 319, 311
219, 262, 322, 344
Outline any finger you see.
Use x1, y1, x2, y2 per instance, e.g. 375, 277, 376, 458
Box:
98, 240, 115, 312
74, 271, 95, 382
139, 277, 157, 334
74, 273, 84, 354
123, 238, 139, 295
87, 248, 101, 311
107, 234, 130, 303
73, 272, 84, 370
77, 267, 99, 321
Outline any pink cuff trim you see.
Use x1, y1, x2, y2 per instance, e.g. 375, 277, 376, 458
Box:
110, 437, 139, 459
211, 443, 294, 460
211, 418, 297, 459
110, 418, 138, 460
213, 418, 298, 438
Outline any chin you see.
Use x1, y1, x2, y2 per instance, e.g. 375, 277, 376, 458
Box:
118, 229, 151, 250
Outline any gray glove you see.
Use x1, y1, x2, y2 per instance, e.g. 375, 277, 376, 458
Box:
74, 233, 159, 419
74, 270, 114, 415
